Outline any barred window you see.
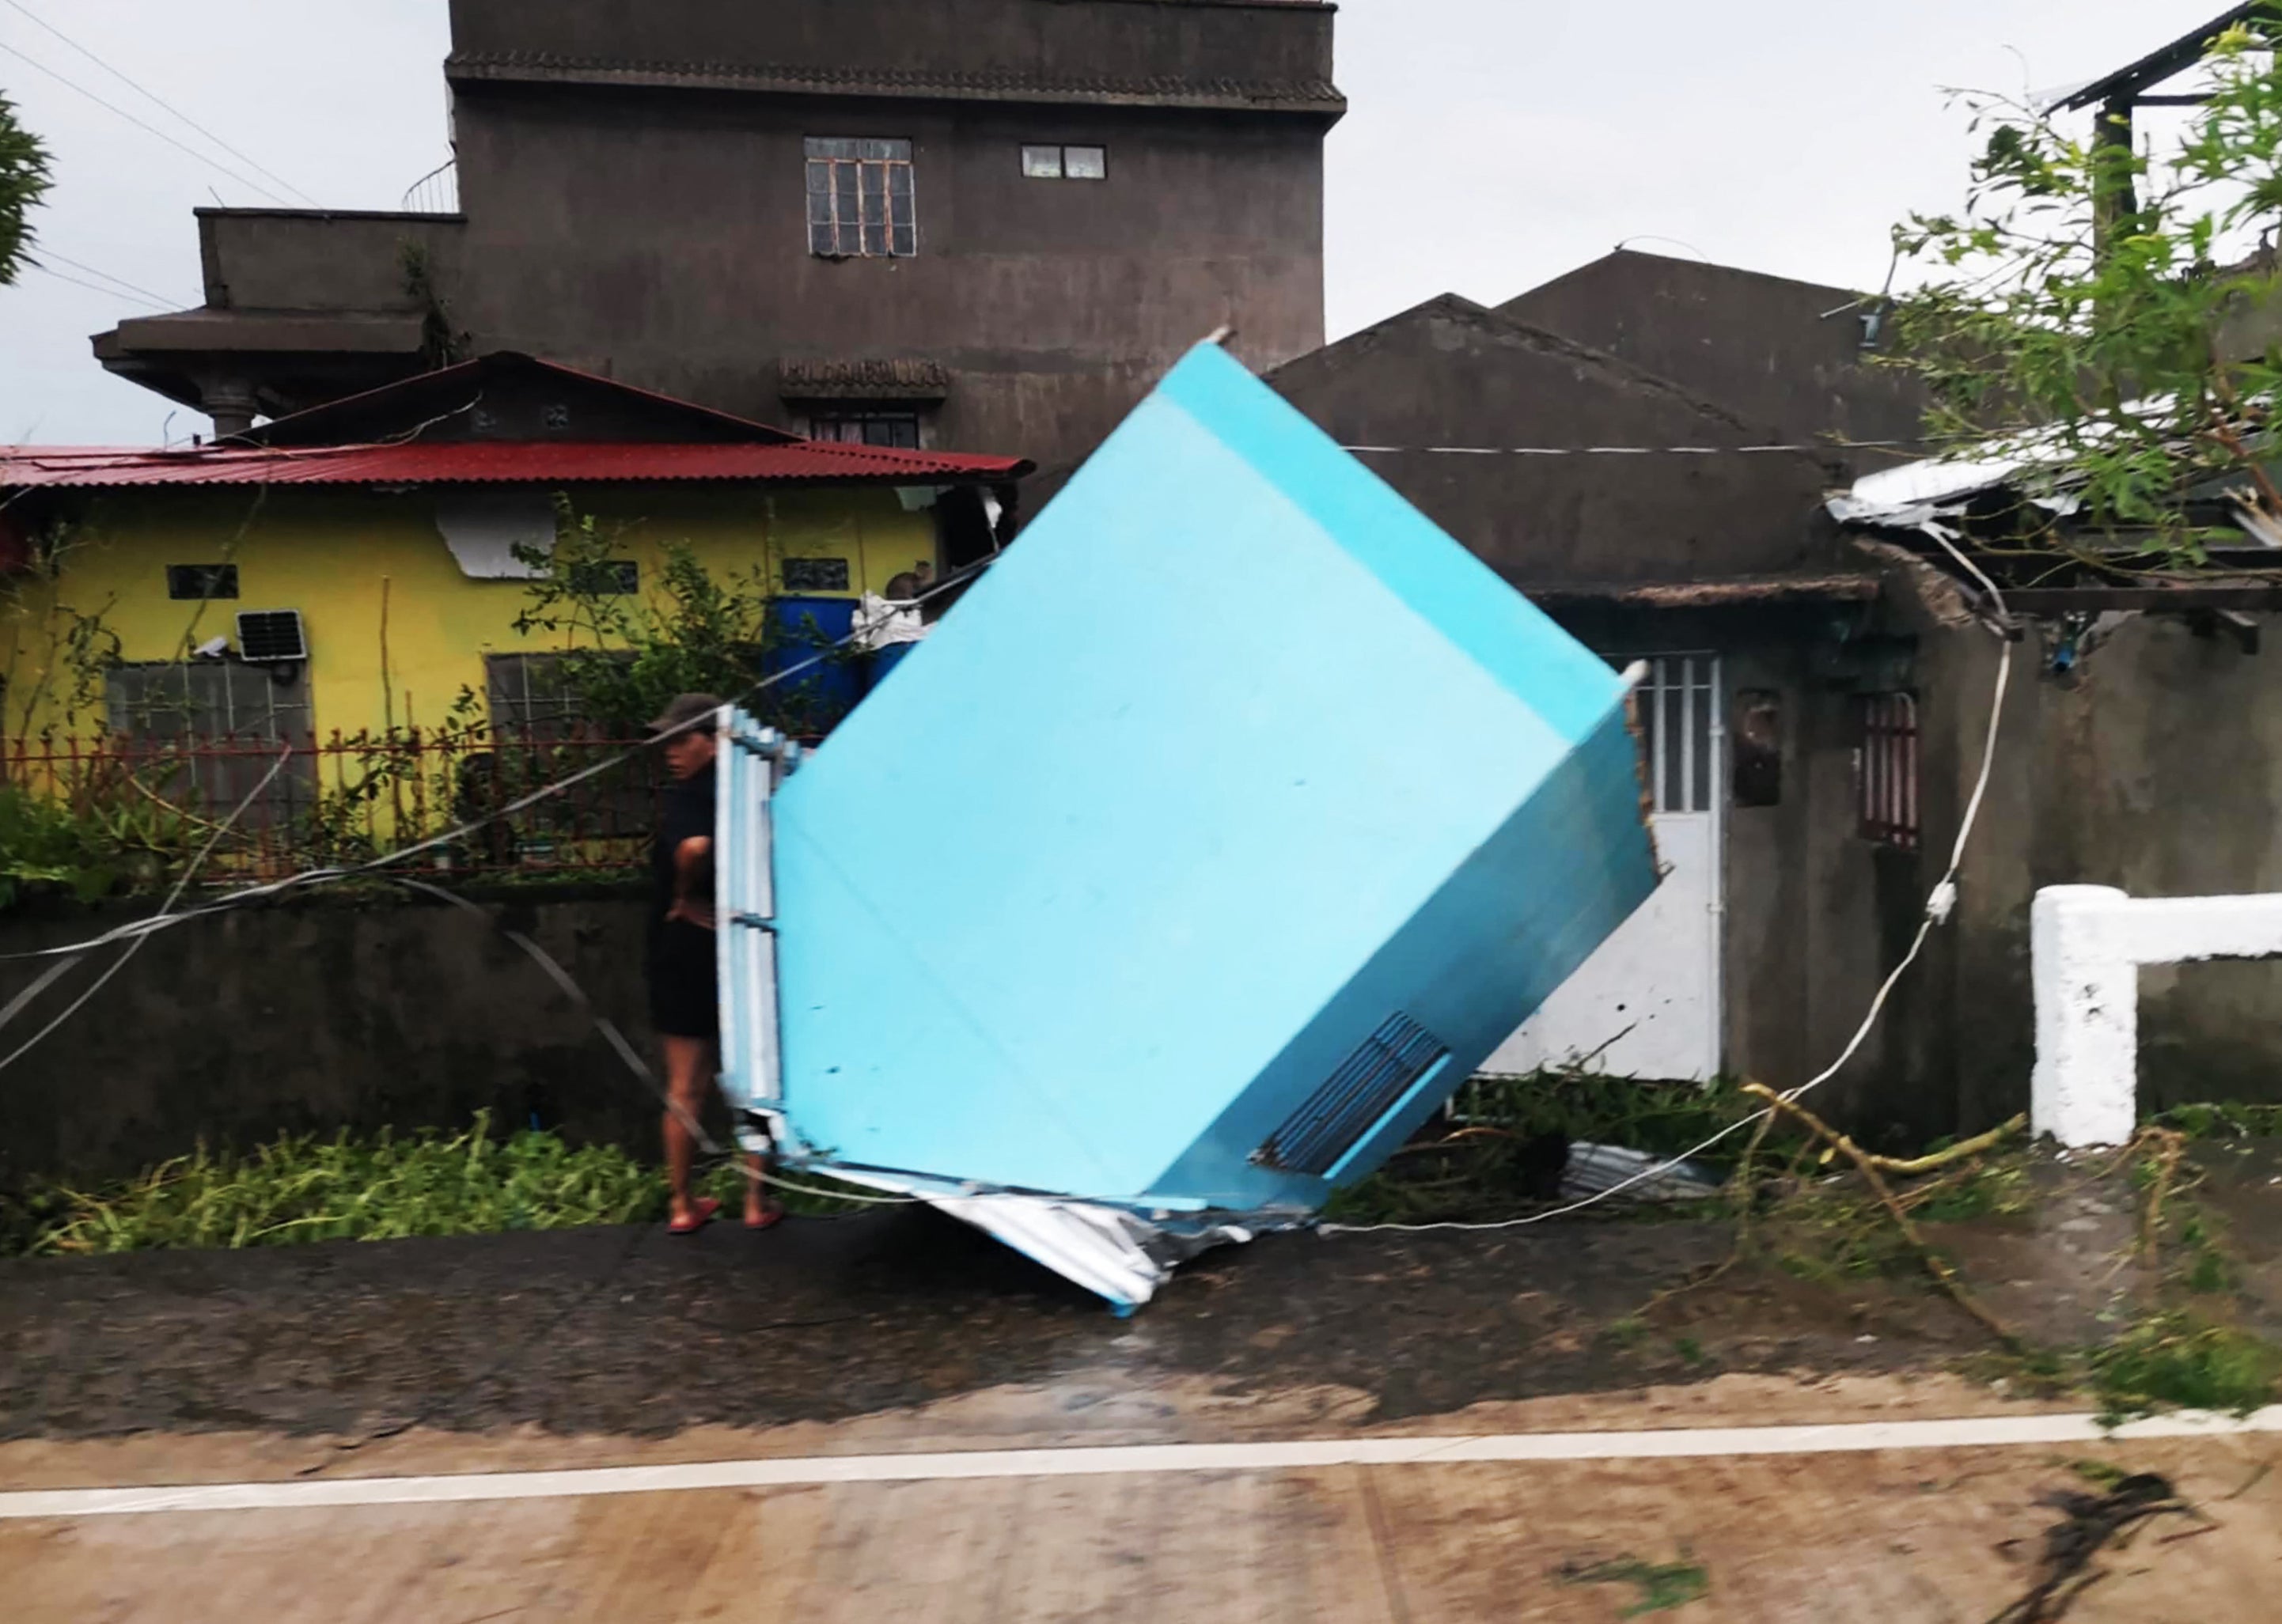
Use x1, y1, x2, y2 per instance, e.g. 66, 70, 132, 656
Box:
1857, 692, 1920, 850
108, 660, 310, 743
806, 138, 916, 259
1631, 655, 1717, 815
104, 661, 316, 824
485, 653, 591, 742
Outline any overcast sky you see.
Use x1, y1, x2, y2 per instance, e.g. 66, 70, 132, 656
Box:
0, 0, 2240, 445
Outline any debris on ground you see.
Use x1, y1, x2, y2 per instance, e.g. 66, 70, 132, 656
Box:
1988, 1473, 2204, 1623
1563, 1142, 1722, 1204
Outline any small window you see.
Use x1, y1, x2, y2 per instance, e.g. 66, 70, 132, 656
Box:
1630, 655, 1717, 816
567, 560, 639, 596
782, 557, 853, 593
167, 564, 239, 601
1023, 144, 1107, 182
806, 137, 916, 258
1857, 692, 1920, 850
808, 413, 921, 449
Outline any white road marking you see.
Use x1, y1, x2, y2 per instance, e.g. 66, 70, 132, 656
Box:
8, 1408, 2280, 1520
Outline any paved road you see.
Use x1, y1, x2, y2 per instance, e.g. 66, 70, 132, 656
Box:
7, 1410, 2280, 1621
6, 1206, 2277, 1619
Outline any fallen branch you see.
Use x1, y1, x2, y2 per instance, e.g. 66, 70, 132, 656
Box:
2137, 1126, 2189, 1272
1871, 1115, 2028, 1177
1742, 1083, 2023, 1350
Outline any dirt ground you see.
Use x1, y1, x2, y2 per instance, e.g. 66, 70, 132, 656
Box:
13, 1141, 2281, 1446
9, 1145, 2282, 1621
2, 1204, 2028, 1447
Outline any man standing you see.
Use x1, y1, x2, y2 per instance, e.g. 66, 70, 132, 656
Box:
646, 692, 775, 1233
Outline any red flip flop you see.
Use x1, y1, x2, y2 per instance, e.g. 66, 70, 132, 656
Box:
669, 1197, 722, 1236
744, 1203, 785, 1232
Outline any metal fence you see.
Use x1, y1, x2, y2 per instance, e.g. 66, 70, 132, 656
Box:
2, 727, 670, 884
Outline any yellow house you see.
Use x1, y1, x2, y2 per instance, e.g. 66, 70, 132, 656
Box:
1, 356, 1029, 751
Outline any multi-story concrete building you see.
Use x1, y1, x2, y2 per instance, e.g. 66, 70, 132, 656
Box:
94, 0, 1343, 493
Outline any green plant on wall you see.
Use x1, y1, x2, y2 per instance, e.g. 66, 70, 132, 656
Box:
0, 517, 124, 741
1890, 6, 2282, 562
512, 499, 857, 736
399, 239, 468, 371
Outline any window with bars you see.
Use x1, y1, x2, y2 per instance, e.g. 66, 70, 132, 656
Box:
104, 661, 317, 823
806, 138, 916, 259
1857, 692, 1920, 850
808, 414, 922, 449
108, 661, 311, 744
485, 653, 596, 742
1630, 655, 1718, 815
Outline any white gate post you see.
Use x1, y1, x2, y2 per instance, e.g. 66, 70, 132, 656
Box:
2033, 887, 2282, 1149
2030, 886, 2138, 1149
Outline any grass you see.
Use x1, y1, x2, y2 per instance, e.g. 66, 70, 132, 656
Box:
2087, 1311, 2282, 1424
12, 1113, 877, 1258
1558, 1556, 1711, 1616
2153, 1103, 2282, 1141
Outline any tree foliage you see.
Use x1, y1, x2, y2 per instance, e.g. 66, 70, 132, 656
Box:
0, 90, 54, 287
510, 502, 856, 736
1890, 9, 2282, 560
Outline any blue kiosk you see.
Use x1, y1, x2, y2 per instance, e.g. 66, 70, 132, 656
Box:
715, 343, 1659, 1309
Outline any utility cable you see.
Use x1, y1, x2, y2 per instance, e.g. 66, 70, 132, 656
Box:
25, 247, 186, 309
2, 0, 318, 206
0, 39, 296, 208
21, 261, 172, 312
1321, 528, 2017, 1235
0, 743, 291, 1076
383, 876, 920, 1209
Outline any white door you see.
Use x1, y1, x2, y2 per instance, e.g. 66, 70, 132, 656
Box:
1486, 654, 1723, 1082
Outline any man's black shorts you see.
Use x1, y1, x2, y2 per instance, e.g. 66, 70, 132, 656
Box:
647, 920, 719, 1042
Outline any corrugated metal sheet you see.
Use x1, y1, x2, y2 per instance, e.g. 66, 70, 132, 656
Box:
0, 440, 1032, 490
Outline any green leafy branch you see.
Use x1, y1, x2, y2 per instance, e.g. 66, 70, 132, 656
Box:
1889, 8, 2282, 561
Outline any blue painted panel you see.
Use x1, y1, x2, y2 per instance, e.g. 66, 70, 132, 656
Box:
767, 596, 862, 726
752, 342, 1654, 1213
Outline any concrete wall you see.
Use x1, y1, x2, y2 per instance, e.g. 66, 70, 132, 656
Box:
198, 211, 468, 314
106, 0, 1339, 494
1268, 296, 1845, 588
447, 0, 1339, 91
1501, 251, 1928, 479
0, 888, 665, 1191
1934, 605, 2282, 1131
445, 90, 1325, 490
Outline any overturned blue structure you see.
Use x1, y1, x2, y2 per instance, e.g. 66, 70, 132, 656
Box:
717, 343, 1658, 1309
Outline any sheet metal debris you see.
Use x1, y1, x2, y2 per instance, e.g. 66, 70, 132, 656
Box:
717, 341, 1662, 1310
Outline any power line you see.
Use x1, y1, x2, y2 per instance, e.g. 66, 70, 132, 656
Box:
0, 39, 296, 208
0, 0, 318, 206
27, 248, 184, 309
21, 261, 172, 312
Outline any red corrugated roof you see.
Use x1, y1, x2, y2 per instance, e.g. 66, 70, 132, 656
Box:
0, 439, 1033, 490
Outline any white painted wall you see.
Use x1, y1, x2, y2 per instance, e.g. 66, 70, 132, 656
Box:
2033, 885, 2282, 1147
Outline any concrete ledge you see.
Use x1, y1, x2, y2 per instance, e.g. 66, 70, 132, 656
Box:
2032, 884, 2282, 1147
